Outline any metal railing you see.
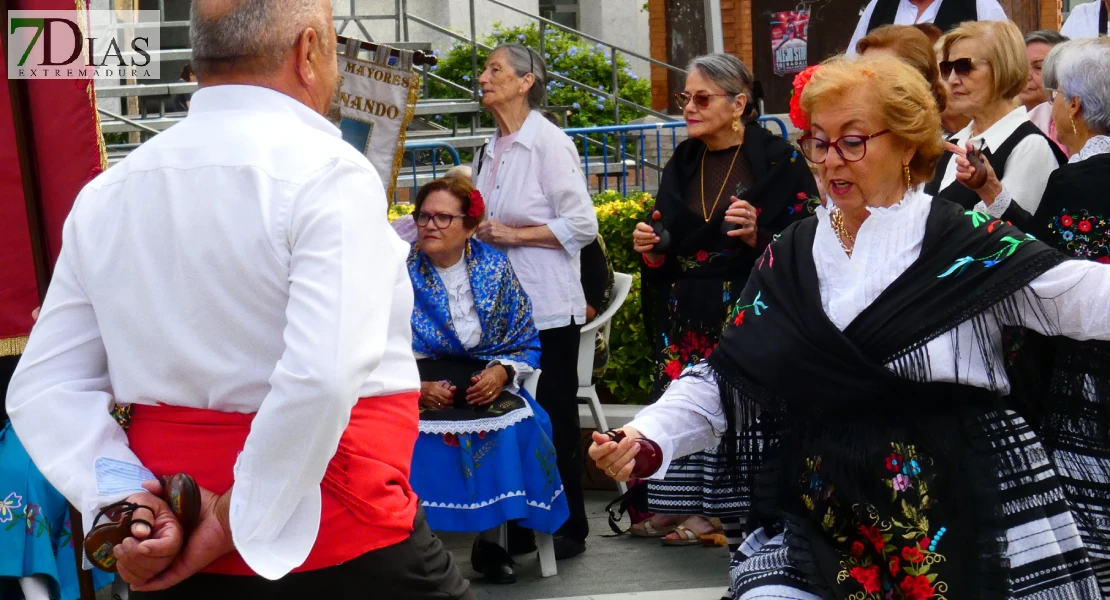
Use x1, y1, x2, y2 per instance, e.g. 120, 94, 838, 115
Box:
394, 116, 792, 201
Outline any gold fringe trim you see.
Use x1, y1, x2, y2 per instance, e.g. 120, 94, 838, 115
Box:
75, 0, 109, 170
0, 336, 29, 357
387, 68, 422, 207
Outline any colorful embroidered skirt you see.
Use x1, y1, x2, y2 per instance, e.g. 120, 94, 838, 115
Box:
410, 390, 568, 534
0, 421, 115, 599
726, 411, 1110, 599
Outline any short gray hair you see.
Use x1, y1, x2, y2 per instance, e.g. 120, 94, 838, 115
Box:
1024, 29, 1068, 47
687, 54, 755, 119
1044, 38, 1110, 135
190, 0, 328, 76
491, 44, 548, 109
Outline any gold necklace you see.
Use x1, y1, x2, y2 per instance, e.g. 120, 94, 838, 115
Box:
700, 145, 742, 221
830, 208, 855, 258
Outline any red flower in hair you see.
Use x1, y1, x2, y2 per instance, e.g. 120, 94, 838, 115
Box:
788, 65, 820, 131
467, 190, 485, 219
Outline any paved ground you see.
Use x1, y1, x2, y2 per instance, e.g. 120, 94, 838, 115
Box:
440, 491, 731, 600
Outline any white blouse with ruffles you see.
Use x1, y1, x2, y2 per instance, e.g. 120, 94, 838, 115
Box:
627, 188, 1110, 477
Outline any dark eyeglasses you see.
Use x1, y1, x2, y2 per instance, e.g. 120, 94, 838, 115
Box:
939, 58, 980, 79
675, 91, 739, 108
414, 211, 466, 228
797, 130, 891, 164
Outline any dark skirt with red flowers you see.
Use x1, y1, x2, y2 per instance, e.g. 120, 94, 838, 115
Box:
727, 410, 1110, 599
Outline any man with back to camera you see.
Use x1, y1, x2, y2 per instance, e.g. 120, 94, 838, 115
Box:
6, 0, 475, 597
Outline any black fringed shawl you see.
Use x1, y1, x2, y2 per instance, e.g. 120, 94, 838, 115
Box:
706, 198, 1072, 597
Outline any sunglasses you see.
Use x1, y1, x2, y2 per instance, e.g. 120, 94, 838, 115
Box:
675, 91, 739, 108
939, 57, 980, 79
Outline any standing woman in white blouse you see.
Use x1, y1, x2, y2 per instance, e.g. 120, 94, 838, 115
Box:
926, 20, 1067, 227
590, 55, 1110, 599
472, 43, 598, 559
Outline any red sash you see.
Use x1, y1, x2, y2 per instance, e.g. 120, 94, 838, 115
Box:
125, 393, 420, 575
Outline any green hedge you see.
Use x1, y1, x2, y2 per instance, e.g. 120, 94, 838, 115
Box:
426, 23, 652, 132
388, 190, 656, 405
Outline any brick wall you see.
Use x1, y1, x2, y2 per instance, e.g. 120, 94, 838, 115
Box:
1041, 0, 1062, 31
649, 0, 669, 111
721, 0, 755, 68
649, 0, 757, 110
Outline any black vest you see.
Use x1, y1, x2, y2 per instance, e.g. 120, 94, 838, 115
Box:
866, 0, 978, 35
925, 121, 1067, 227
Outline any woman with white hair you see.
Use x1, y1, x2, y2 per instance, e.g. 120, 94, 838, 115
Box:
471, 43, 598, 560
1026, 42, 1110, 591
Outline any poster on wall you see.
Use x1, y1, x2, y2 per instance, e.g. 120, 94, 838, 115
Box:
771, 9, 810, 76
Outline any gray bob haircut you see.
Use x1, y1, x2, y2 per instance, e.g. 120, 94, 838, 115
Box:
190, 0, 328, 76
687, 54, 755, 118
1043, 38, 1110, 135
491, 43, 548, 109
1024, 29, 1068, 47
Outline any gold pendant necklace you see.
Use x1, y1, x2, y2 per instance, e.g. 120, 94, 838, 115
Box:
830, 208, 855, 258
700, 145, 742, 221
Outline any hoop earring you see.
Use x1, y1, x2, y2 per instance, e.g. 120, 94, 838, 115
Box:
903, 165, 912, 190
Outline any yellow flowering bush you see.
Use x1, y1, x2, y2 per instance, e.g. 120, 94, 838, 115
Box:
388, 202, 415, 222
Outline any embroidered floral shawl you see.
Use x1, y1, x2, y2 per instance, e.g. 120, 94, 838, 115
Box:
408, 239, 541, 369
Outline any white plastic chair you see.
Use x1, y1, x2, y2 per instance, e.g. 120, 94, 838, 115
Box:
504, 371, 559, 577
577, 272, 633, 494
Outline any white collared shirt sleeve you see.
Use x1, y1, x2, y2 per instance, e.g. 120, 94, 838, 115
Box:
1017, 260, 1110, 341
1061, 1, 1099, 38
7, 201, 148, 524
846, 0, 879, 56
977, 0, 1010, 21
625, 364, 726, 479
228, 158, 401, 579
996, 135, 1059, 215
539, 139, 598, 257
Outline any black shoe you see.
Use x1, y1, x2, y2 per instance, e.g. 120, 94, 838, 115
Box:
506, 521, 537, 555
471, 538, 517, 584
552, 536, 586, 560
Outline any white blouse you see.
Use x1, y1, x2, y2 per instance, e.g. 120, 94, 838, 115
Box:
627, 188, 1110, 477
412, 257, 533, 391
942, 107, 1061, 218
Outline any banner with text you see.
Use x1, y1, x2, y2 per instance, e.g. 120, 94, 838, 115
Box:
336, 40, 420, 203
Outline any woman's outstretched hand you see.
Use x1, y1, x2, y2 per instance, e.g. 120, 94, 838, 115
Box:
588, 428, 643, 483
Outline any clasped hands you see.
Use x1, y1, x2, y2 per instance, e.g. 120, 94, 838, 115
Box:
111, 480, 234, 591
420, 366, 509, 410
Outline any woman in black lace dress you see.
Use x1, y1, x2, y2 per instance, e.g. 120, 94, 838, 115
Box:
630, 53, 818, 545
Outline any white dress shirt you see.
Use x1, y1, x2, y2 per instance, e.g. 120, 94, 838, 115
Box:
846, 0, 1009, 55
1061, 0, 1107, 38
942, 107, 1061, 217
6, 85, 420, 580
628, 188, 1110, 477
473, 111, 598, 330
412, 258, 533, 391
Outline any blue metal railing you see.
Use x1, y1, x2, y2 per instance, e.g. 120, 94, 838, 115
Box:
396, 115, 791, 201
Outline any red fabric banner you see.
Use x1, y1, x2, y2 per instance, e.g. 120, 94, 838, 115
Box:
1, 0, 106, 355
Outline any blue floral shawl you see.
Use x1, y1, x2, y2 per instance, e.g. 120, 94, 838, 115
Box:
408, 239, 541, 369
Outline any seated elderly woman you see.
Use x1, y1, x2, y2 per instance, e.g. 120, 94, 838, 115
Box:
591, 54, 1110, 599
404, 177, 568, 585
926, 20, 1067, 226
